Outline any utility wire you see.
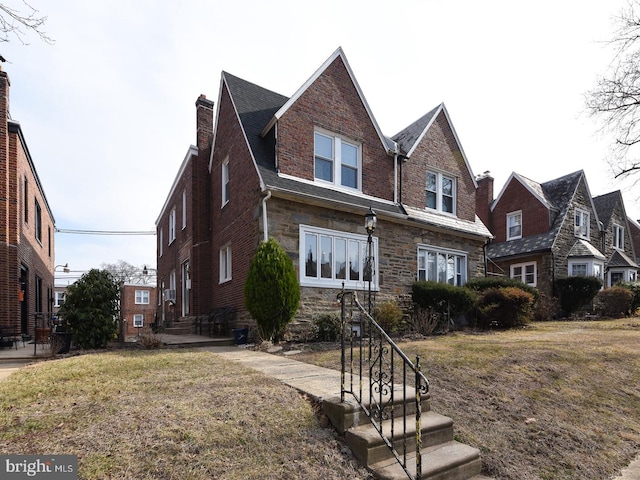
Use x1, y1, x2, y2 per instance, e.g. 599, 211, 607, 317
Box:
55, 228, 155, 236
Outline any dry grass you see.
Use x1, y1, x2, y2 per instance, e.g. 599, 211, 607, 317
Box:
0, 350, 373, 480
292, 318, 640, 479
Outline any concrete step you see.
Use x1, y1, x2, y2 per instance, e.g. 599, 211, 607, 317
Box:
371, 440, 482, 480
346, 411, 454, 468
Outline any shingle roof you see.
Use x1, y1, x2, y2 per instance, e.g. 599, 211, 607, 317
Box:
592, 191, 620, 229
487, 171, 585, 260
223, 70, 490, 238
568, 239, 606, 260
392, 105, 440, 156
608, 249, 639, 268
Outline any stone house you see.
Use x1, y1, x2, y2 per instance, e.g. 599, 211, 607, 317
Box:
0, 67, 56, 336
156, 47, 491, 334
480, 170, 638, 300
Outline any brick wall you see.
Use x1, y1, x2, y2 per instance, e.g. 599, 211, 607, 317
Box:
0, 69, 55, 333
401, 112, 477, 222
276, 56, 395, 202
491, 179, 551, 242
120, 285, 157, 337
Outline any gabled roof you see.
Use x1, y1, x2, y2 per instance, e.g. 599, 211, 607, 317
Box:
568, 239, 606, 260
608, 249, 639, 268
260, 47, 395, 155
214, 53, 490, 240
488, 170, 603, 260
392, 103, 478, 188
491, 172, 555, 212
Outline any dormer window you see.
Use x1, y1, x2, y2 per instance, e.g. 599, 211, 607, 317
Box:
507, 211, 522, 240
574, 208, 590, 239
314, 130, 361, 190
426, 171, 455, 214
613, 223, 625, 250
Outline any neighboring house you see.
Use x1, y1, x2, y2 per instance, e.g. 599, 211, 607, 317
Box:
629, 217, 640, 266
156, 47, 491, 334
0, 67, 56, 335
53, 286, 67, 314
120, 285, 157, 338
593, 191, 638, 286
482, 170, 638, 299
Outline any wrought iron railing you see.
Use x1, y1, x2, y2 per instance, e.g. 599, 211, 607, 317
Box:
339, 289, 429, 480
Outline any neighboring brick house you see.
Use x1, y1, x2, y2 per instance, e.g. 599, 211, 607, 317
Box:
0, 67, 56, 335
156, 48, 491, 334
481, 170, 638, 300
120, 284, 157, 338
593, 191, 638, 286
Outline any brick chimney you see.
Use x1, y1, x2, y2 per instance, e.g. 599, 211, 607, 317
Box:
475, 171, 493, 231
195, 94, 214, 152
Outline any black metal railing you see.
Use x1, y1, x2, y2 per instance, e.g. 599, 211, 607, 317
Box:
340, 290, 429, 480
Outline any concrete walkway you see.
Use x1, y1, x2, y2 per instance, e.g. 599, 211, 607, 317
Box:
0, 340, 638, 479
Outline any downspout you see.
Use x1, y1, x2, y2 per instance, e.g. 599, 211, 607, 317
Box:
262, 190, 272, 242
393, 152, 398, 204
551, 251, 556, 297
483, 240, 490, 277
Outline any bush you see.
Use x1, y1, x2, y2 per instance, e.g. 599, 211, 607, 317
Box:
244, 239, 300, 343
465, 277, 540, 304
595, 287, 634, 318
555, 277, 603, 317
620, 282, 640, 315
476, 287, 535, 329
373, 301, 403, 335
312, 314, 341, 342
533, 293, 561, 321
411, 281, 477, 333
58, 269, 120, 349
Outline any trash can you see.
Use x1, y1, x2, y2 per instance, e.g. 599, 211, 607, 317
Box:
232, 328, 248, 345
53, 332, 72, 354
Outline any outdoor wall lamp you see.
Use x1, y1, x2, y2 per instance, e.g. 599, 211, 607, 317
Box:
55, 263, 70, 273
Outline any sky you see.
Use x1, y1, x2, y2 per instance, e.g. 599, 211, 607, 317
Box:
2, 0, 637, 285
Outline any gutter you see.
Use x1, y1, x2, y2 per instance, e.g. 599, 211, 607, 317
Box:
262, 190, 272, 242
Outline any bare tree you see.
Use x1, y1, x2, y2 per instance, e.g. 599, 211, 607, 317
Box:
0, 1, 52, 44
101, 260, 155, 286
586, 0, 640, 182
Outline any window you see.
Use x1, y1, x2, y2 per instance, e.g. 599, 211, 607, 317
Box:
314, 131, 361, 190
168, 208, 176, 244
418, 246, 467, 286
54, 291, 65, 308
511, 262, 537, 286
35, 275, 42, 313
47, 226, 52, 257
35, 199, 42, 242
135, 290, 150, 304
506, 211, 522, 240
220, 244, 232, 283
133, 314, 144, 328
426, 171, 456, 214
24, 178, 28, 223
300, 225, 377, 288
182, 189, 187, 229
222, 158, 230, 206
568, 259, 604, 280
159, 228, 164, 257
574, 208, 590, 239
613, 224, 625, 250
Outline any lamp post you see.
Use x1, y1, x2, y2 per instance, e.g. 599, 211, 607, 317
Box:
364, 207, 377, 314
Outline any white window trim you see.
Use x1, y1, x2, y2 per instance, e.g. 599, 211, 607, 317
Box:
425, 170, 456, 215
568, 259, 604, 280
135, 290, 150, 305
299, 224, 377, 289
168, 207, 176, 244
133, 314, 144, 328
574, 208, 590, 239
159, 228, 164, 257
182, 189, 187, 230
54, 292, 65, 308
613, 223, 625, 250
314, 129, 362, 192
222, 158, 230, 207
220, 244, 232, 283
417, 245, 467, 286
506, 211, 522, 241
510, 261, 537, 287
